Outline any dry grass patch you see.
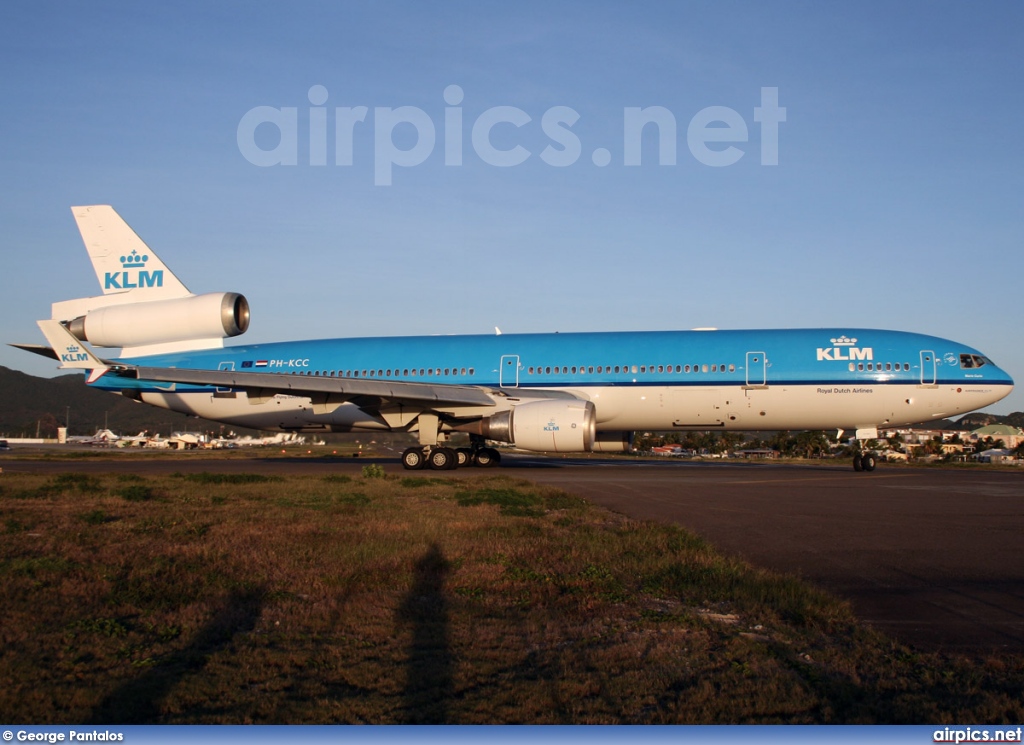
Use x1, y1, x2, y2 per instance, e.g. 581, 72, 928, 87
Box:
0, 470, 1021, 724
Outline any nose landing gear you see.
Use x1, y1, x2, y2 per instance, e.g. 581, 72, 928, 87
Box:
853, 452, 876, 472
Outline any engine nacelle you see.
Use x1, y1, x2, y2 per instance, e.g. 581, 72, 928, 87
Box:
67, 292, 249, 349
462, 399, 596, 453
592, 431, 634, 453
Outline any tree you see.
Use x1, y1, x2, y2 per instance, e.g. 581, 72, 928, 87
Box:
793, 430, 830, 458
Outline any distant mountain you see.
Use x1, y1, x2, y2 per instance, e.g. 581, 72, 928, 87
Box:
951, 411, 1024, 431
0, 366, 260, 438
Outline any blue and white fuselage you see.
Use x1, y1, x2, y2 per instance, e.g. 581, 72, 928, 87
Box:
22, 206, 1014, 471
93, 327, 1011, 437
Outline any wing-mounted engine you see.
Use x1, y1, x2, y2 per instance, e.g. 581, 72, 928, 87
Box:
456, 399, 597, 453
64, 292, 250, 354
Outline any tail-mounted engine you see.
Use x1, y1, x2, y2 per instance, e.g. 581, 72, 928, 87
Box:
65, 292, 249, 350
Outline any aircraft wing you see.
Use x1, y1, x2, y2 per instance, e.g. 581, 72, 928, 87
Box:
34, 318, 572, 411
129, 366, 499, 408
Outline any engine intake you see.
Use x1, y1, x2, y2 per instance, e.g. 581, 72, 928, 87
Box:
67, 292, 249, 349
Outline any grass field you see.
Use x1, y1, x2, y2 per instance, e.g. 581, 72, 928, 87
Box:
1, 467, 1022, 724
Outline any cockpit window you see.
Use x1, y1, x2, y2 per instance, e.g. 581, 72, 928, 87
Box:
960, 354, 988, 369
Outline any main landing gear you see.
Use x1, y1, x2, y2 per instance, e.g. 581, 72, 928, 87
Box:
400, 445, 501, 471
852, 452, 877, 472
402, 414, 502, 470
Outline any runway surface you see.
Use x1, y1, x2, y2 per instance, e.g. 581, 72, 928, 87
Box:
3, 452, 1022, 652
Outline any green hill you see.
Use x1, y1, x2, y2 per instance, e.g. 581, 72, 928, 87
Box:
0, 366, 259, 438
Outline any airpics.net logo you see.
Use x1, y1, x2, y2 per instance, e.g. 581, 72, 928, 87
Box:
237, 85, 786, 186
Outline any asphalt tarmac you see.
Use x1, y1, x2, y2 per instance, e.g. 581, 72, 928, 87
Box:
3, 451, 1022, 653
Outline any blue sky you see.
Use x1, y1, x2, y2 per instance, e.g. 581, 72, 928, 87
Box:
1, 1, 1022, 414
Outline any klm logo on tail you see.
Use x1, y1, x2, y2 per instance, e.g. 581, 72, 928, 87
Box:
103, 250, 164, 290
816, 335, 874, 362
61, 343, 89, 363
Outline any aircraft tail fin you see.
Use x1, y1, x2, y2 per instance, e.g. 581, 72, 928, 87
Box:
72, 205, 190, 298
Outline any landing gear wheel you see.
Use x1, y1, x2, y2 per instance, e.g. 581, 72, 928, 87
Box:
429, 447, 457, 470
455, 448, 473, 467
401, 447, 426, 470
860, 453, 877, 472
853, 454, 863, 472
473, 447, 501, 468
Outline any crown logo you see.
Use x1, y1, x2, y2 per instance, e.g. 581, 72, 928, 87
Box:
66, 344, 80, 354
120, 250, 149, 268
830, 335, 857, 346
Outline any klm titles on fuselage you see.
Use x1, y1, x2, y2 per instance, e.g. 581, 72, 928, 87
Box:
816, 336, 873, 362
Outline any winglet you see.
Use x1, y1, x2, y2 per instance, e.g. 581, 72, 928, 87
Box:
36, 320, 112, 383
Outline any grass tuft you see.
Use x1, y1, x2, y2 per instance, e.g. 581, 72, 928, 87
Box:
175, 472, 282, 485
118, 485, 156, 502
361, 464, 387, 479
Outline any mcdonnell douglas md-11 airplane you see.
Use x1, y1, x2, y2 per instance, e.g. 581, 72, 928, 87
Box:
14, 206, 1014, 471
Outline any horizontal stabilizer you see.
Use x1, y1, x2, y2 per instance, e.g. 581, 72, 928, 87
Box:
7, 343, 59, 361
36, 320, 111, 383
